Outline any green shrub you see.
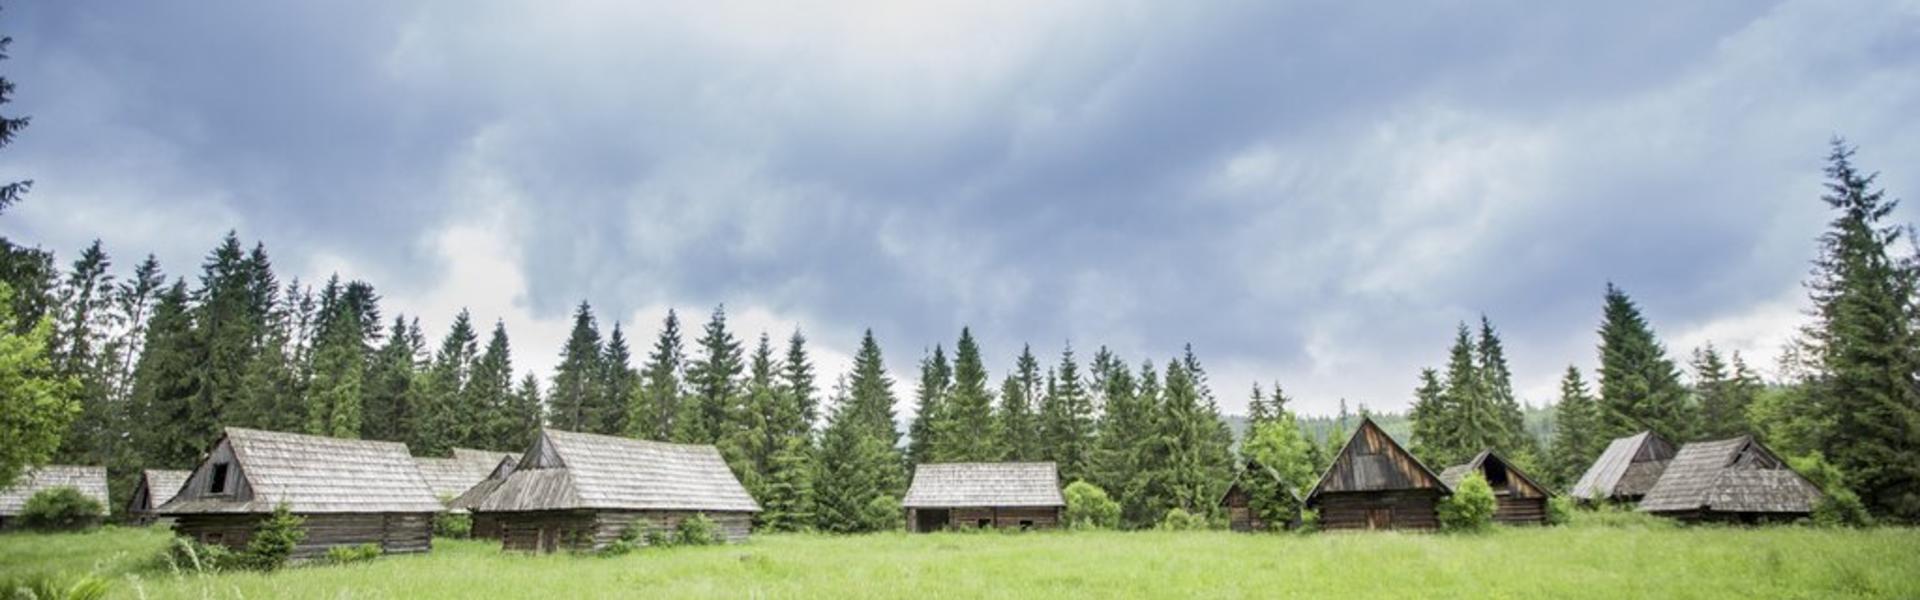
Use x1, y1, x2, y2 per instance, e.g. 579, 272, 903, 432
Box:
240, 504, 307, 571
675, 514, 722, 546
1546, 495, 1575, 526
1062, 481, 1120, 530
324, 543, 382, 565
0, 574, 110, 600
1438, 472, 1496, 533
1789, 453, 1873, 528
599, 521, 647, 556
17, 487, 104, 531
1157, 508, 1209, 531
433, 512, 472, 539
643, 527, 676, 548
1295, 509, 1320, 534
862, 495, 903, 532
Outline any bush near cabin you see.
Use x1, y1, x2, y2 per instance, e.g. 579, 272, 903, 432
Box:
17, 487, 103, 531
1438, 472, 1496, 533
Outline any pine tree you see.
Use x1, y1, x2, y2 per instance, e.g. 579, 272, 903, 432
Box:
629, 309, 684, 440
1246, 383, 1273, 428
190, 233, 272, 447
906, 345, 950, 465
361, 316, 422, 443
416, 311, 478, 456
1691, 344, 1755, 440
509, 372, 544, 448
1596, 283, 1692, 443
51, 242, 123, 475
305, 294, 367, 439
1088, 349, 1141, 498
1040, 344, 1096, 482
997, 345, 1043, 461
1545, 366, 1599, 488
814, 331, 905, 532
1800, 140, 1920, 520
760, 434, 817, 532
128, 280, 199, 468
1477, 317, 1538, 466
678, 305, 744, 444
467, 321, 516, 449
1138, 353, 1232, 521
1408, 368, 1447, 466
937, 329, 997, 462
778, 329, 818, 437
549, 301, 605, 433
598, 324, 638, 437
108, 255, 164, 404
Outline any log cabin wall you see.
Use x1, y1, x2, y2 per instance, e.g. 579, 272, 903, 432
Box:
1494, 496, 1548, 525
943, 506, 1061, 530
493, 510, 755, 552
1316, 490, 1441, 531
173, 512, 433, 559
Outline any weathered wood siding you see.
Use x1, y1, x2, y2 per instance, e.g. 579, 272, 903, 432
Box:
946, 506, 1061, 531
1316, 422, 1442, 494
492, 510, 755, 552
471, 512, 507, 540
1316, 491, 1441, 531
171, 441, 253, 506
172, 512, 432, 559
1222, 485, 1266, 532
1494, 496, 1548, 525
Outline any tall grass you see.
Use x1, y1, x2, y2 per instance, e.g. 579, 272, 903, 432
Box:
3, 523, 1916, 598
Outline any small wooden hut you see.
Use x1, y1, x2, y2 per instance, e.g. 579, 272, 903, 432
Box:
470, 429, 760, 552
449, 455, 520, 539
902, 462, 1065, 532
0, 465, 109, 529
1219, 463, 1301, 532
1638, 435, 1824, 523
1570, 430, 1676, 503
1304, 417, 1449, 531
1439, 450, 1552, 525
158, 427, 444, 559
127, 469, 191, 525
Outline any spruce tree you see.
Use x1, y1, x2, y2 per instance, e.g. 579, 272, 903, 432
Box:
938, 329, 997, 462
906, 345, 950, 465
108, 255, 164, 404
1040, 344, 1096, 482
361, 317, 422, 443
1138, 355, 1231, 521
598, 324, 638, 437
467, 321, 516, 449
190, 233, 271, 446
51, 242, 122, 474
509, 372, 544, 448
760, 434, 817, 532
1801, 140, 1920, 520
305, 296, 367, 439
678, 305, 744, 443
1088, 348, 1140, 498
417, 310, 477, 455
549, 301, 605, 433
1246, 383, 1273, 428
1408, 368, 1447, 466
1596, 284, 1692, 443
1691, 344, 1755, 440
997, 345, 1043, 461
778, 329, 818, 436
629, 309, 684, 440
1477, 317, 1538, 465
128, 280, 199, 468
1547, 366, 1600, 488
814, 331, 905, 532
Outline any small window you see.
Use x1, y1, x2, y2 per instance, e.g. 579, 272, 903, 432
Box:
209, 463, 230, 494
976, 518, 991, 528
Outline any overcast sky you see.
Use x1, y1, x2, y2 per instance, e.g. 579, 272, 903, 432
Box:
4, 1, 1918, 418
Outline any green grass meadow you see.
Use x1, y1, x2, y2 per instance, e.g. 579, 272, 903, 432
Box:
3, 519, 1918, 599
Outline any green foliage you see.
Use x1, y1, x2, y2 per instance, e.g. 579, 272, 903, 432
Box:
324, 543, 381, 565
241, 504, 307, 571
433, 512, 473, 539
158, 536, 241, 574
1410, 320, 1538, 469
676, 514, 723, 546
643, 527, 676, 549
1789, 453, 1873, 528
1690, 345, 1762, 440
906, 344, 950, 465
1040, 345, 1097, 483
940, 329, 1001, 463
815, 331, 906, 533
1087, 350, 1148, 527
998, 346, 1044, 462
1565, 501, 1676, 530
1438, 472, 1496, 533
0, 574, 110, 600
17, 487, 103, 531
1547, 366, 1602, 490
1546, 495, 1575, 526
1295, 509, 1320, 534
1062, 481, 1121, 530
1156, 507, 1209, 531
0, 281, 80, 489
861, 496, 904, 532
1595, 284, 1692, 444
629, 309, 685, 442
1138, 352, 1233, 526
552, 302, 610, 434
759, 434, 817, 533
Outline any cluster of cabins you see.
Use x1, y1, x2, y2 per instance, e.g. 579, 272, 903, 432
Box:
0, 416, 1829, 556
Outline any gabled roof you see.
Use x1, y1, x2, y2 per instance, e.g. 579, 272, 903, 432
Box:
159, 427, 444, 515
448, 455, 520, 511
903, 463, 1065, 508
474, 429, 759, 513
415, 448, 518, 499
1439, 450, 1551, 497
0, 465, 109, 516
133, 469, 192, 512
1570, 431, 1677, 501
1306, 417, 1448, 502
1639, 436, 1823, 514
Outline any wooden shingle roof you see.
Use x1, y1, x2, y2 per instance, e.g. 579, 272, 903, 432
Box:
473, 429, 760, 513
903, 463, 1065, 508
447, 455, 519, 511
0, 465, 108, 516
160, 427, 444, 515
131, 469, 192, 513
415, 448, 518, 499
1570, 431, 1676, 501
1439, 450, 1551, 497
1639, 436, 1823, 515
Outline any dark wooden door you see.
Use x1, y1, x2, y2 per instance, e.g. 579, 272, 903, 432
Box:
1365, 508, 1392, 530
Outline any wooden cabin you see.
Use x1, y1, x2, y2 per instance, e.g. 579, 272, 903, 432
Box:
1219, 463, 1301, 532
1439, 450, 1552, 525
449, 455, 520, 539
1304, 417, 1449, 531
0, 465, 109, 529
127, 469, 191, 525
415, 448, 518, 503
1639, 435, 1823, 523
470, 429, 760, 552
157, 427, 444, 559
902, 463, 1065, 532
1570, 431, 1676, 504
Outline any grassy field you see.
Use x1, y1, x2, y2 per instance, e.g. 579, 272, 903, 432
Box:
3, 519, 1919, 599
